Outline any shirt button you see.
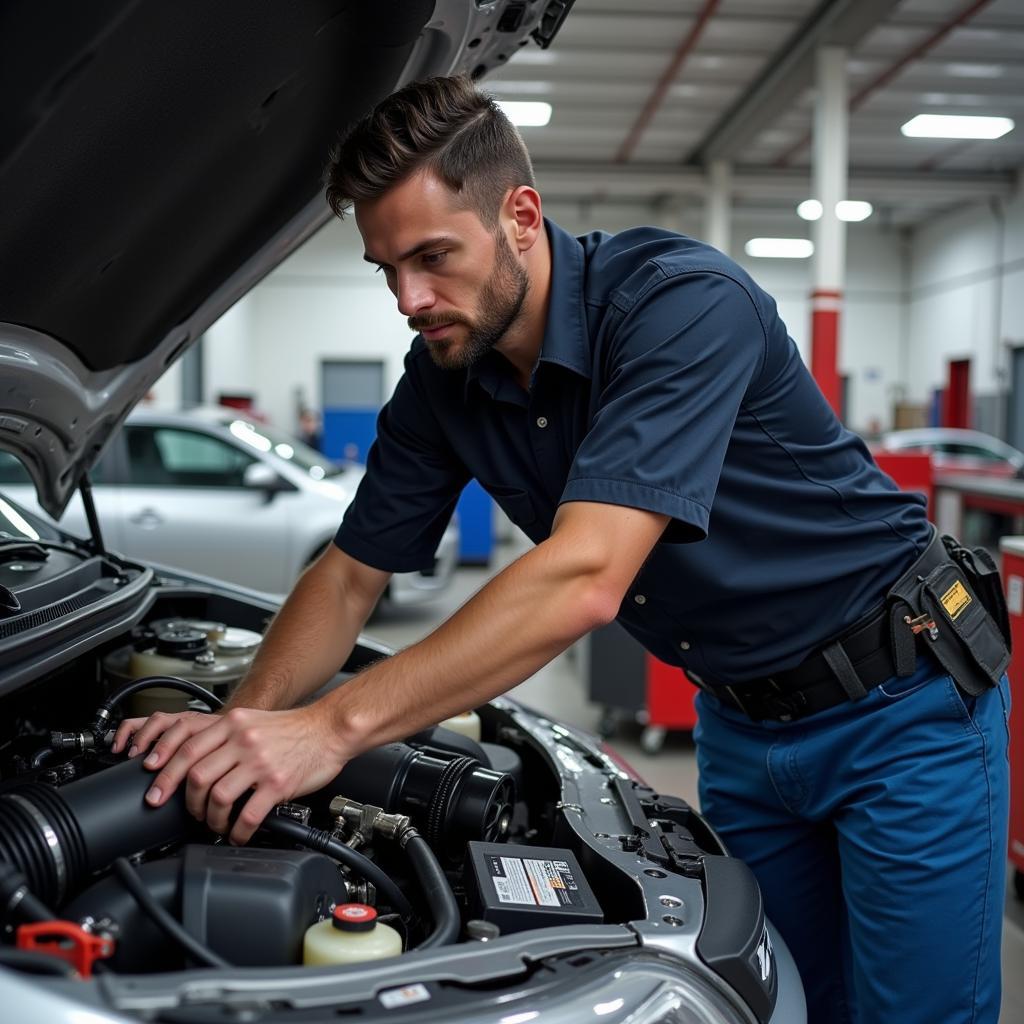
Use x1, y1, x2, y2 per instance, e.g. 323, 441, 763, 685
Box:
679, 640, 691, 651
634, 594, 646, 606
536, 416, 548, 429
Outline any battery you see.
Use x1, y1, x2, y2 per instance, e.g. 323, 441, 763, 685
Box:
466, 842, 604, 935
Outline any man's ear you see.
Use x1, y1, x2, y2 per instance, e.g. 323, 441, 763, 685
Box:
504, 186, 543, 254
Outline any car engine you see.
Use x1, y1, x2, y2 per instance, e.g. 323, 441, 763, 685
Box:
0, 611, 608, 975
0, 548, 800, 1024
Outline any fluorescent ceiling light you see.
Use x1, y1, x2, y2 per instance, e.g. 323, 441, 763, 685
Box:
900, 114, 1014, 139
511, 49, 556, 65
946, 62, 1003, 79
496, 100, 552, 127
488, 81, 552, 95
745, 238, 814, 259
797, 200, 873, 222
797, 199, 823, 221
837, 200, 873, 222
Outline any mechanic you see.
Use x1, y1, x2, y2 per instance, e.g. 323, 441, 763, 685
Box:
114, 76, 1011, 1024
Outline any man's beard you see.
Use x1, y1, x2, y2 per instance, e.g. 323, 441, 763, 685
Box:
410, 232, 529, 371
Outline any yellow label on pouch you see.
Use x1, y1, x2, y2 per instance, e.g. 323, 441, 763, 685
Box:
941, 580, 972, 620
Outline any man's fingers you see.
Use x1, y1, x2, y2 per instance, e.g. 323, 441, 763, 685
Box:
127, 710, 209, 760
183, 746, 240, 822
229, 784, 285, 846
111, 717, 147, 754
204, 766, 256, 836
120, 711, 178, 757
146, 719, 229, 807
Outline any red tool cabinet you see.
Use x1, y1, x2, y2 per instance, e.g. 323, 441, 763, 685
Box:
1002, 537, 1024, 899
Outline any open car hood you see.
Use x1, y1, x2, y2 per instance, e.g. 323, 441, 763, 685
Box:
0, 0, 573, 518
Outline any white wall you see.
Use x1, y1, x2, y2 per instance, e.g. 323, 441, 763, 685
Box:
205, 217, 415, 432
190, 186, 1020, 441
229, 199, 907, 436
203, 296, 257, 405
906, 187, 1024, 409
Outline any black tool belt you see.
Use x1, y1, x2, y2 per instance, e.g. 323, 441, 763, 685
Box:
696, 528, 1012, 723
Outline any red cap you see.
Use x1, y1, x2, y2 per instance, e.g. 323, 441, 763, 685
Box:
332, 903, 377, 933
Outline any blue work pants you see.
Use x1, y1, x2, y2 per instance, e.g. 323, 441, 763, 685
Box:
693, 658, 1011, 1024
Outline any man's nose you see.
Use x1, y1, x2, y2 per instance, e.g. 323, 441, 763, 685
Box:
395, 273, 434, 317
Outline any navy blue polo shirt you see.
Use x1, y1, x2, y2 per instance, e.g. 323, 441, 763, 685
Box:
335, 219, 931, 684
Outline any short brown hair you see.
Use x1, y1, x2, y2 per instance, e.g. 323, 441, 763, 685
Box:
324, 75, 535, 226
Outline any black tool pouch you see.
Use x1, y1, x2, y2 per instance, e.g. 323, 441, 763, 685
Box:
887, 541, 1010, 698
940, 534, 1012, 652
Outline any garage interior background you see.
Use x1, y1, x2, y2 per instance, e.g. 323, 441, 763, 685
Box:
148, 0, 1023, 454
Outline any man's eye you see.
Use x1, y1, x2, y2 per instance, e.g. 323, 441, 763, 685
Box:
422, 251, 447, 267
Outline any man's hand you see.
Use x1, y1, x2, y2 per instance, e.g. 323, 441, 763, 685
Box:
112, 709, 221, 762
124, 705, 349, 845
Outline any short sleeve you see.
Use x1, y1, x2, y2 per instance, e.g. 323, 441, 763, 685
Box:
334, 352, 470, 572
560, 271, 767, 542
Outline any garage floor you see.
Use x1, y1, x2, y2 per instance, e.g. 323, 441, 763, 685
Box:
367, 534, 1024, 1023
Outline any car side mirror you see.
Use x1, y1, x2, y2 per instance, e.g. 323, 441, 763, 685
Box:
243, 462, 289, 498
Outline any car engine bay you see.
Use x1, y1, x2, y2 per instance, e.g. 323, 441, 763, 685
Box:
0, 543, 790, 1022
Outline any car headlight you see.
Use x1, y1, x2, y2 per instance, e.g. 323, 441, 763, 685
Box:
492, 956, 753, 1024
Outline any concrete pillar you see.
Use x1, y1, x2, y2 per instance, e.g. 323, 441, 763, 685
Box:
810, 45, 848, 418
704, 159, 731, 255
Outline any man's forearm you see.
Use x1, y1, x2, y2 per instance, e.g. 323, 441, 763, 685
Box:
228, 554, 383, 712
320, 533, 616, 757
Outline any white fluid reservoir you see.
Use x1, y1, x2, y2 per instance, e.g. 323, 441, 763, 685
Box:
303, 904, 403, 966
439, 710, 481, 742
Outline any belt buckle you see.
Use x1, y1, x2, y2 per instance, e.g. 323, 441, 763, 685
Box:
723, 685, 763, 721
763, 677, 807, 722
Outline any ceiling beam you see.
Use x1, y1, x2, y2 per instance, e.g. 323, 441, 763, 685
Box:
688, 0, 895, 166
773, 0, 996, 166
533, 162, 1016, 207
614, 0, 720, 163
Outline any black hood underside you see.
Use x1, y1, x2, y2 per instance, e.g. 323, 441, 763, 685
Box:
0, 0, 434, 373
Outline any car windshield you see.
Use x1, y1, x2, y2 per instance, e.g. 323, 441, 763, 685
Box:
223, 419, 349, 480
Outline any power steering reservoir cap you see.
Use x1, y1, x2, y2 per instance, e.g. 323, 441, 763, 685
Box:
154, 626, 209, 658
333, 903, 377, 932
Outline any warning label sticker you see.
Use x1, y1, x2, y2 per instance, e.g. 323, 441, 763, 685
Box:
941, 579, 972, 620
379, 984, 430, 1009
488, 855, 583, 908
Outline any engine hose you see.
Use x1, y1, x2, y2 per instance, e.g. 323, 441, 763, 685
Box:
93, 676, 225, 733
404, 835, 460, 949
0, 859, 55, 924
0, 949, 77, 977
29, 747, 55, 769
111, 858, 230, 970
259, 815, 413, 918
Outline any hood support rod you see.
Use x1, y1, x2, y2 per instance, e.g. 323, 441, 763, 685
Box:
79, 475, 105, 556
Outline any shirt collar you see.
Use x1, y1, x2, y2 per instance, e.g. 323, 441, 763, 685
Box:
464, 218, 591, 400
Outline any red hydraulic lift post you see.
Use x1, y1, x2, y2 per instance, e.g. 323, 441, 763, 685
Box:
809, 46, 848, 418
943, 358, 971, 428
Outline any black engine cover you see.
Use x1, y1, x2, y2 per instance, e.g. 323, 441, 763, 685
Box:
67, 845, 346, 971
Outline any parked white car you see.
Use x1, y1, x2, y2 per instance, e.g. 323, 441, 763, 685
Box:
878, 428, 1024, 479
0, 407, 459, 604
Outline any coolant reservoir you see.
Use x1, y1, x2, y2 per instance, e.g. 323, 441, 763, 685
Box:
439, 710, 481, 742
303, 904, 402, 966
101, 618, 262, 717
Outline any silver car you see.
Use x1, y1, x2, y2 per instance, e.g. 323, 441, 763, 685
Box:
878, 428, 1024, 479
0, 1, 804, 1021
0, 407, 459, 605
